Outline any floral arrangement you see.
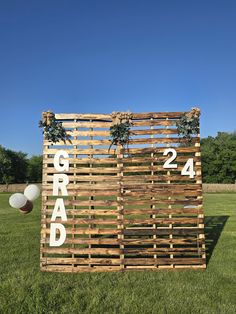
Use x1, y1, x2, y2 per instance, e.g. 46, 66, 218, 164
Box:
109, 111, 133, 152
176, 107, 201, 143
39, 111, 71, 144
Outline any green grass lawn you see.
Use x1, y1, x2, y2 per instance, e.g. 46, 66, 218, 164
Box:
0, 193, 235, 314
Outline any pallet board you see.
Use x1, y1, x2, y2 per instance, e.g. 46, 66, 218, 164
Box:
40, 111, 206, 272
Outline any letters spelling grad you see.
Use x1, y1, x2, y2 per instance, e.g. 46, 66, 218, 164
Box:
49, 150, 69, 246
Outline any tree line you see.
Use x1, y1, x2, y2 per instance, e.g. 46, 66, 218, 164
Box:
0, 145, 42, 184
201, 132, 236, 183
0, 131, 235, 184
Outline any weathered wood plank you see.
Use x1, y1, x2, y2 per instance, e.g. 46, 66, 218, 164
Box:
43, 155, 201, 165
123, 228, 204, 236
41, 257, 121, 265
60, 119, 179, 129
41, 228, 120, 235
43, 164, 201, 175
55, 113, 111, 120
42, 247, 120, 255
43, 198, 202, 207
55, 111, 185, 121
123, 257, 205, 265
43, 217, 203, 225
44, 137, 198, 146
41, 227, 204, 236
62, 128, 180, 137
41, 265, 122, 272
44, 146, 200, 155
123, 208, 203, 215
41, 264, 205, 272
41, 237, 203, 245
42, 174, 198, 183
132, 112, 186, 119
44, 209, 118, 216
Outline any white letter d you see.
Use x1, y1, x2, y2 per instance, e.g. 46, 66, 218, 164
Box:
49, 223, 66, 247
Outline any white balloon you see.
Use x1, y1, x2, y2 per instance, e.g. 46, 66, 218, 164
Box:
9, 193, 27, 209
24, 184, 41, 201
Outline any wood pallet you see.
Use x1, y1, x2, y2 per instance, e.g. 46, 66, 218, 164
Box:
40, 111, 206, 272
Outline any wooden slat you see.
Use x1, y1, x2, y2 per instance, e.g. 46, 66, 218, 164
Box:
42, 174, 199, 183
41, 227, 203, 236
42, 247, 120, 255
41, 257, 121, 265
43, 165, 201, 175
44, 137, 198, 146
55, 113, 111, 120
41, 227, 120, 235
123, 228, 203, 236
61, 119, 179, 129
43, 207, 203, 216
55, 111, 185, 120
41, 237, 204, 245
65, 128, 179, 137
41, 264, 205, 272
42, 183, 202, 190
43, 198, 202, 207
43, 146, 200, 155
122, 257, 205, 265
43, 155, 201, 165
43, 217, 203, 225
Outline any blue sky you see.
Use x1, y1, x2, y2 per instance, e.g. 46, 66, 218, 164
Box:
0, 0, 235, 156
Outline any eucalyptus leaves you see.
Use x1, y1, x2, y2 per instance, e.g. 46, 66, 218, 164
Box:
39, 111, 71, 144
176, 107, 200, 143
109, 112, 133, 152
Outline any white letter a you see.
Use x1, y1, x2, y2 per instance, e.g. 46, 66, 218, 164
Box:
51, 198, 67, 222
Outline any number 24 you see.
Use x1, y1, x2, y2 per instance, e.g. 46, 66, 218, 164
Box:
163, 148, 195, 178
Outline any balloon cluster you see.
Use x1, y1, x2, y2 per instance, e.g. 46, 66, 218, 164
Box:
9, 184, 40, 214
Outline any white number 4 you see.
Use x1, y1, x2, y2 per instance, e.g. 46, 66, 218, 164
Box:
181, 158, 195, 178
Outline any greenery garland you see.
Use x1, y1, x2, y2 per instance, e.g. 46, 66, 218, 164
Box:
109, 112, 133, 152
39, 111, 71, 144
176, 107, 201, 143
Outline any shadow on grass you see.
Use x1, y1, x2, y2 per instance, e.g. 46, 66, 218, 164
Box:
204, 215, 229, 264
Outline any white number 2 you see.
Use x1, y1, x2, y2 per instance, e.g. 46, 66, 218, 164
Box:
181, 158, 195, 178
163, 148, 177, 169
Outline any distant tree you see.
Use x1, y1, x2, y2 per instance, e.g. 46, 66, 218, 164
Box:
27, 155, 43, 182
201, 132, 236, 183
0, 146, 28, 183
0, 146, 13, 184
6, 149, 28, 183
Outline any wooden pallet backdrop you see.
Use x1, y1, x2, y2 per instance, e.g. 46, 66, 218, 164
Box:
40, 111, 206, 272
